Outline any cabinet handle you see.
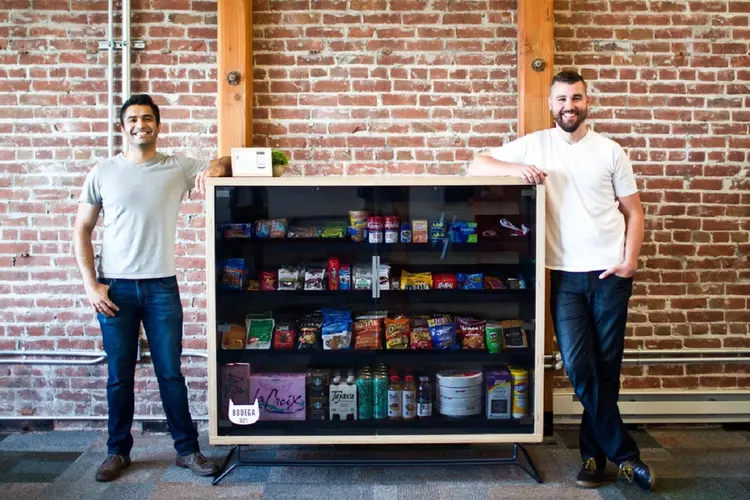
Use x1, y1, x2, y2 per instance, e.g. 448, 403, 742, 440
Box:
372, 255, 380, 299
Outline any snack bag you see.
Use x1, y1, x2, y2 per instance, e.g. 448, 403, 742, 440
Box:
384, 317, 410, 350
433, 273, 457, 290
410, 326, 432, 350
483, 276, 505, 289
457, 272, 483, 290
245, 317, 274, 349
354, 318, 382, 350
458, 318, 487, 350
296, 314, 323, 350
273, 322, 296, 350
400, 271, 432, 290
304, 268, 326, 291
427, 317, 458, 350
270, 218, 288, 238
260, 270, 277, 291
220, 323, 246, 350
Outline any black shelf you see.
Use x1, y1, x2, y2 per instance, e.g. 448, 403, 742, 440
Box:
218, 415, 534, 436
217, 348, 534, 367
219, 237, 533, 254
218, 288, 532, 302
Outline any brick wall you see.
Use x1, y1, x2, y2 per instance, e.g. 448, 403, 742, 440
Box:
0, 0, 219, 419
0, 0, 748, 420
554, 0, 750, 390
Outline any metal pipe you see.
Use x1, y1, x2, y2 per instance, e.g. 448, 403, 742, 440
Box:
625, 349, 750, 356
0, 415, 208, 421
0, 349, 208, 365
624, 356, 750, 365
107, 0, 114, 157
121, 0, 131, 154
0, 357, 106, 366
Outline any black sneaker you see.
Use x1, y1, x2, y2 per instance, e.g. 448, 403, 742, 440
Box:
618, 459, 656, 491
576, 457, 605, 488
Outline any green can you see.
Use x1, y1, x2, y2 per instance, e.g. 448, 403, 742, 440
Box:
373, 372, 388, 419
357, 372, 373, 420
486, 323, 503, 354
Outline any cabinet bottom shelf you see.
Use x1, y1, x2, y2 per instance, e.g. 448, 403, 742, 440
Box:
218, 415, 533, 437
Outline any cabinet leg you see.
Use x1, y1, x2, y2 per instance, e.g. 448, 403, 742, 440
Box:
211, 445, 239, 486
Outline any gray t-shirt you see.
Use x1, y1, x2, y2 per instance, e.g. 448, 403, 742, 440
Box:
79, 153, 209, 279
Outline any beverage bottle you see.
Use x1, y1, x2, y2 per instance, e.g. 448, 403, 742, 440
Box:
402, 375, 417, 420
345, 374, 357, 421
417, 376, 433, 419
387, 375, 402, 420
330, 375, 341, 421
373, 371, 388, 419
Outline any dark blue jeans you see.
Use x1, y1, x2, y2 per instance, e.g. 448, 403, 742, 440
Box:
97, 276, 199, 457
550, 270, 639, 466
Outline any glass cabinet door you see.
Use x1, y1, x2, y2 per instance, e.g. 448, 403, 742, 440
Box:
212, 183, 539, 439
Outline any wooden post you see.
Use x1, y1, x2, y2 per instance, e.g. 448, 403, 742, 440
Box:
517, 0, 555, 436
218, 0, 253, 156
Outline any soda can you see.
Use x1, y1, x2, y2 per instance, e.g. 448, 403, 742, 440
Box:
373, 372, 388, 419
357, 372, 373, 420
510, 367, 529, 419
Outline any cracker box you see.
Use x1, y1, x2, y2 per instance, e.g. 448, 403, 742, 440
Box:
249, 373, 306, 421
220, 363, 251, 421
412, 219, 428, 243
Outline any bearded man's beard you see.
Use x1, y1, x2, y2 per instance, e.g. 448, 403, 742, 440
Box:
554, 108, 588, 133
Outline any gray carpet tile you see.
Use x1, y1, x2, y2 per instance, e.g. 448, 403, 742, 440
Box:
652, 478, 750, 500
486, 484, 604, 499
670, 450, 750, 479
373, 485, 398, 500
266, 465, 363, 483
2, 427, 750, 499
101, 483, 156, 500
0, 431, 100, 452
150, 483, 263, 499
648, 428, 750, 451
261, 484, 374, 500
3, 483, 47, 500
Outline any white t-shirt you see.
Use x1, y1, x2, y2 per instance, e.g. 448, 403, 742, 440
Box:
79, 153, 209, 279
488, 128, 638, 272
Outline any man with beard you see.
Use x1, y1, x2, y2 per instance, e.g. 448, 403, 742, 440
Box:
74, 94, 230, 481
469, 71, 653, 491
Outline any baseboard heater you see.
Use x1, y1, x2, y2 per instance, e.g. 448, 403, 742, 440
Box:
553, 389, 750, 424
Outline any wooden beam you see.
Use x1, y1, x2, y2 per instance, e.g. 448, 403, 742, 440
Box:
518, 0, 554, 136
517, 0, 555, 436
217, 0, 252, 156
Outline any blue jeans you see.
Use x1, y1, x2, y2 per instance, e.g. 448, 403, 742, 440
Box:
97, 276, 199, 457
550, 270, 639, 466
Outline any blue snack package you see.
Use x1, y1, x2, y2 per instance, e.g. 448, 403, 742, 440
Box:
457, 273, 483, 290
428, 323, 459, 350
450, 221, 478, 243
429, 221, 445, 243
223, 223, 253, 239
221, 258, 246, 290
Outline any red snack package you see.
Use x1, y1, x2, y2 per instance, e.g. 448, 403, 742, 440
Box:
457, 317, 487, 350
354, 318, 383, 350
433, 273, 457, 290
273, 322, 296, 350
261, 270, 277, 291
328, 257, 339, 291
410, 327, 433, 350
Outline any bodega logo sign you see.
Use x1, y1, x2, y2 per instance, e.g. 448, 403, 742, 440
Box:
228, 399, 260, 425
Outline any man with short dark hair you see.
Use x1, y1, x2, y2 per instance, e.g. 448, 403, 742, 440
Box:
470, 71, 655, 491
73, 94, 231, 482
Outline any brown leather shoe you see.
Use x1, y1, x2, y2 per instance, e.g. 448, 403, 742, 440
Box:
175, 452, 218, 476
95, 454, 131, 482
